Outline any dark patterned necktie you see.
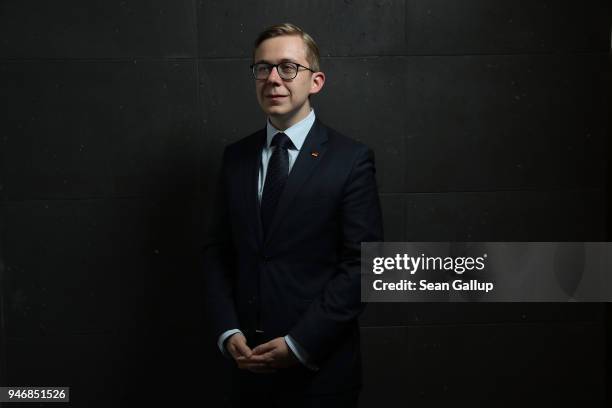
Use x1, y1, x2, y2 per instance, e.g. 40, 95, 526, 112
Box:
261, 132, 295, 237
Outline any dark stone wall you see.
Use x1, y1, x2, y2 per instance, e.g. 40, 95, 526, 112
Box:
0, 1, 610, 407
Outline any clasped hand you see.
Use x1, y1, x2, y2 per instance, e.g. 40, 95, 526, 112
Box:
226, 333, 299, 373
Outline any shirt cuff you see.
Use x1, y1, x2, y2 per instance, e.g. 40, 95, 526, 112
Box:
218, 329, 242, 359
284, 334, 319, 371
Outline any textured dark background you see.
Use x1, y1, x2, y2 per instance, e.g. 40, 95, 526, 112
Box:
0, 1, 610, 407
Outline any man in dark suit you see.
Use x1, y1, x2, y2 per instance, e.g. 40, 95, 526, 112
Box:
203, 23, 383, 407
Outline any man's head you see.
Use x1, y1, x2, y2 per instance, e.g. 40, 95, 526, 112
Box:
252, 23, 325, 130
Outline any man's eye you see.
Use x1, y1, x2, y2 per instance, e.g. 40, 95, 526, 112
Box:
279, 64, 295, 73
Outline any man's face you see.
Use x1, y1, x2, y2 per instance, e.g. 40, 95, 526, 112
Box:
253, 35, 324, 127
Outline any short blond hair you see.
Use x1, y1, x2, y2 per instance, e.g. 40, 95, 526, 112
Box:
253, 23, 321, 72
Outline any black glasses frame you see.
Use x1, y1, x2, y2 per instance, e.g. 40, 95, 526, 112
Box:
250, 62, 315, 80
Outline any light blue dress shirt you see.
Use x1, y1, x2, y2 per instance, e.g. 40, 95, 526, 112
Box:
217, 108, 319, 371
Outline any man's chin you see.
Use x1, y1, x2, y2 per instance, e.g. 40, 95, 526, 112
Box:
265, 107, 289, 118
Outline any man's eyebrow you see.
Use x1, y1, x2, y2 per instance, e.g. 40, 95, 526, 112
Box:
254, 58, 300, 64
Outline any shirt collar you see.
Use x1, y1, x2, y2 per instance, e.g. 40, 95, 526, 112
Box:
265, 108, 316, 151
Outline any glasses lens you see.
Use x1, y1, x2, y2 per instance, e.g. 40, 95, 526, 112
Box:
254, 64, 270, 79
278, 62, 297, 79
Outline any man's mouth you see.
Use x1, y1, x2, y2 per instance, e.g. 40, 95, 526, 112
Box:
266, 95, 288, 99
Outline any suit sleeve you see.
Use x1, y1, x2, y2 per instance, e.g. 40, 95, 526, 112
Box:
288, 145, 384, 364
202, 147, 240, 340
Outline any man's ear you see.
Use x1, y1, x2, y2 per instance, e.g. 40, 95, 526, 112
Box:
309, 71, 325, 96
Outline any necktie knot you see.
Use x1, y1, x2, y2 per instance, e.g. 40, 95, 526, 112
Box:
271, 132, 295, 151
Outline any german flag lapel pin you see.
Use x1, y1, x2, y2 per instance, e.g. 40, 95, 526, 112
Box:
311, 151, 319, 158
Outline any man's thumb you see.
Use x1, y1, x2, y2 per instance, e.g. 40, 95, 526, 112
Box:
234, 337, 253, 358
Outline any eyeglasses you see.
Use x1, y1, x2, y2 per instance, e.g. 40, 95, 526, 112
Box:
250, 62, 315, 80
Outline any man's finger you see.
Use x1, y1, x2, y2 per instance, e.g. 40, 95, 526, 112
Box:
244, 352, 274, 363
236, 357, 270, 370
227, 342, 248, 359
227, 343, 240, 359
252, 342, 276, 355
238, 352, 274, 363
234, 341, 253, 358
238, 361, 269, 369
228, 334, 253, 358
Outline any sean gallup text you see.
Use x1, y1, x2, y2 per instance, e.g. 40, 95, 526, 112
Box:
373, 279, 494, 293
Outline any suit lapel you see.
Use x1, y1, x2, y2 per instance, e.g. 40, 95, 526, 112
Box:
263, 118, 329, 246
242, 129, 266, 248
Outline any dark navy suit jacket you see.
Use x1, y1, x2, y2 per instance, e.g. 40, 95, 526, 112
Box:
203, 117, 384, 395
